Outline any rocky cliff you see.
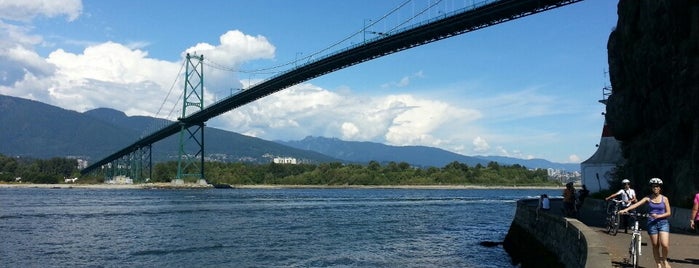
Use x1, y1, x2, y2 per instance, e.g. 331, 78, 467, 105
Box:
606, 0, 699, 206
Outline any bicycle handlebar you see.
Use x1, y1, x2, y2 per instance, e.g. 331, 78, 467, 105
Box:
617, 211, 648, 218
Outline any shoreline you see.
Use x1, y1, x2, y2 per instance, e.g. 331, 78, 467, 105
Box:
0, 182, 563, 190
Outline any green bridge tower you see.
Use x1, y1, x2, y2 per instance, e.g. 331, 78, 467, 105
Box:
175, 53, 206, 184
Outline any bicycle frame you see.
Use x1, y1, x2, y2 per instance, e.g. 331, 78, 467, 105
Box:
626, 212, 647, 268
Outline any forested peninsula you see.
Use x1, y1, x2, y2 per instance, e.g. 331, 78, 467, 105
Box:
0, 154, 555, 187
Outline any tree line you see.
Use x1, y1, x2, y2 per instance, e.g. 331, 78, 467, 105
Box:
0, 154, 79, 183
0, 154, 556, 186
152, 160, 555, 186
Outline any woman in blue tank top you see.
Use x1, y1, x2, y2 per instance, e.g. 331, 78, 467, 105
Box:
619, 177, 672, 268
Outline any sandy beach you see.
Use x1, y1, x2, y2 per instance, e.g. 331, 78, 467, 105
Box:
0, 182, 563, 190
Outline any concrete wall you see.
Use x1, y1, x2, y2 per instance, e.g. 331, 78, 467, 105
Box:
504, 198, 611, 268
506, 198, 695, 268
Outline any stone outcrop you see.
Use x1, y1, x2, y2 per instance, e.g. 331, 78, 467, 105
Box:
606, 0, 699, 205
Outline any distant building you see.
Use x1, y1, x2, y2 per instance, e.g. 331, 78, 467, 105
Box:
76, 159, 88, 170
273, 157, 298, 164
106, 175, 133, 184
66, 156, 89, 170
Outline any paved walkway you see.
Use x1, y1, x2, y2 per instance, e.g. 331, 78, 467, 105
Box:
575, 202, 699, 268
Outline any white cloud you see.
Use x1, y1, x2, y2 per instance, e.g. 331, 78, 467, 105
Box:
1, 29, 278, 119
472, 136, 490, 153
0, 21, 42, 46
0, 0, 82, 22
185, 30, 276, 96
341, 122, 359, 139
381, 71, 424, 89
34, 42, 180, 115
0, 44, 55, 86
186, 30, 275, 65
212, 85, 484, 156
0, 20, 50, 86
568, 154, 581, 163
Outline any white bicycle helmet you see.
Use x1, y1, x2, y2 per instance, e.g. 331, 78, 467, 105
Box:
621, 179, 630, 184
649, 177, 663, 185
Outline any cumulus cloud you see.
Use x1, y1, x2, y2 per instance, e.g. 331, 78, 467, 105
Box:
341, 122, 360, 139
0, 0, 82, 22
1, 29, 277, 118
8, 42, 182, 115
211, 84, 483, 156
0, 19, 51, 86
472, 136, 490, 153
186, 30, 275, 63
185, 30, 276, 97
0, 44, 55, 86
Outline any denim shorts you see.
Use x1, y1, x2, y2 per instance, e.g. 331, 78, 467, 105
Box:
646, 219, 670, 235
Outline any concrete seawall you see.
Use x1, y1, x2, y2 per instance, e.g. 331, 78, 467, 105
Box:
503, 198, 611, 268
505, 197, 696, 267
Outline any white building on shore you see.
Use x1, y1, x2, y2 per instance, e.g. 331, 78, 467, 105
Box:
580, 87, 624, 193
106, 175, 133, 184
273, 157, 298, 164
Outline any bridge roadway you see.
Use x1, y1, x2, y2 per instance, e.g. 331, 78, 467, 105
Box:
81, 0, 583, 175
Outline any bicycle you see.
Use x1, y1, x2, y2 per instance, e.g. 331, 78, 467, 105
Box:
605, 199, 623, 235
621, 211, 648, 268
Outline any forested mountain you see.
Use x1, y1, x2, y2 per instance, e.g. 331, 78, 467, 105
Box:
279, 136, 579, 171
1, 94, 578, 171
278, 136, 489, 167
0, 94, 336, 164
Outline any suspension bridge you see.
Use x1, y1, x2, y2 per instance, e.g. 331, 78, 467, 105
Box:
80, 0, 584, 182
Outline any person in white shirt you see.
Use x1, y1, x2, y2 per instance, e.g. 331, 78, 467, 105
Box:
605, 179, 638, 233
536, 194, 550, 220
539, 194, 550, 210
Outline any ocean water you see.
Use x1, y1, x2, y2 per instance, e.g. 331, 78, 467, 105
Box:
0, 187, 561, 267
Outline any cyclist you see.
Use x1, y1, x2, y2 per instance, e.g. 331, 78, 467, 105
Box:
605, 179, 637, 233
619, 178, 671, 268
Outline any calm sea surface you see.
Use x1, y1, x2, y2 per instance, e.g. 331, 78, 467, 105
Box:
0, 187, 561, 267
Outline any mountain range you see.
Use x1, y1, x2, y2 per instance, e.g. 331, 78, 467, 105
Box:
0, 94, 579, 171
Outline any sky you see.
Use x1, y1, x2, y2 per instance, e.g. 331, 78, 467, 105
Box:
0, 0, 619, 164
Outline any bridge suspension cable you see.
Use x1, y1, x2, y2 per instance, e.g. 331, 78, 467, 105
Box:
200, 0, 430, 77
140, 59, 186, 138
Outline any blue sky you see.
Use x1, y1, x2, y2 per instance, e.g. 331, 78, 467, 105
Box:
0, 0, 618, 164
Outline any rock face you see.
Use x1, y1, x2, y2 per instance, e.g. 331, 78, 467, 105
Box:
606, 0, 699, 205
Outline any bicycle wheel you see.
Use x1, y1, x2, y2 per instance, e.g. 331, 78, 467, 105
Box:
605, 215, 613, 234
610, 214, 620, 236
630, 235, 639, 268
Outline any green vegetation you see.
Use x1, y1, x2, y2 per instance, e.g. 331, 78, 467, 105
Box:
0, 154, 557, 186
0, 154, 80, 183
152, 160, 556, 186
